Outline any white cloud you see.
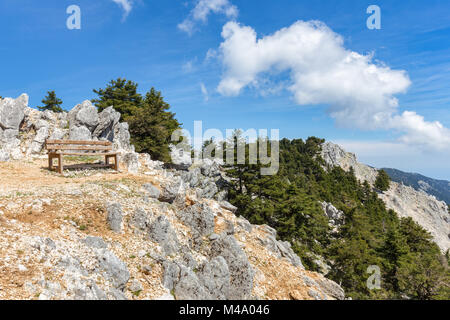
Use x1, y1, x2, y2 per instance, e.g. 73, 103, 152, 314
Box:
215, 20, 450, 151
112, 0, 133, 20
200, 82, 209, 101
179, 0, 238, 35
390, 111, 450, 150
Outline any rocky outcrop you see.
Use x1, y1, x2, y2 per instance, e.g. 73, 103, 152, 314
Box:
321, 142, 378, 184
0, 94, 28, 160
180, 159, 230, 201
321, 142, 450, 252
0, 94, 134, 162
320, 202, 345, 233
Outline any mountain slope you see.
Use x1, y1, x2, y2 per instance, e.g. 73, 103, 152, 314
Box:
321, 142, 450, 252
382, 168, 450, 205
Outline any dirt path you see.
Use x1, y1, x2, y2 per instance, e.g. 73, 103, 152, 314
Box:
0, 158, 154, 194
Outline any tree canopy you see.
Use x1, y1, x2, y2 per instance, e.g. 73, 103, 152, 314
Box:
38, 91, 63, 113
375, 169, 391, 192
92, 78, 142, 120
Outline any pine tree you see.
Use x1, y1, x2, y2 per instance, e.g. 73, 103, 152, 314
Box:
127, 88, 181, 162
92, 78, 143, 120
38, 91, 63, 113
375, 169, 391, 191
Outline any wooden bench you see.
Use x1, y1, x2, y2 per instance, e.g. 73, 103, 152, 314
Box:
45, 139, 119, 174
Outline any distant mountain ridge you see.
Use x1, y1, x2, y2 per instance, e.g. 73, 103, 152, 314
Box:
321, 142, 450, 252
382, 168, 450, 205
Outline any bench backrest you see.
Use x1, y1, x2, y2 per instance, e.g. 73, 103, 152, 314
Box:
45, 139, 113, 152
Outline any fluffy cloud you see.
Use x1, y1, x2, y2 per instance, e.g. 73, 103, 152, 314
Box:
112, 0, 133, 19
216, 21, 450, 150
179, 0, 238, 35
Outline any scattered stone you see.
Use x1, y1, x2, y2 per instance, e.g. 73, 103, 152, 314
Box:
82, 236, 107, 249
148, 215, 180, 256
210, 235, 255, 300
18, 264, 28, 272
129, 208, 151, 232
97, 249, 130, 290
159, 179, 184, 203
142, 183, 160, 199
220, 201, 237, 213
129, 279, 143, 293
122, 152, 141, 174
162, 261, 181, 291
106, 202, 123, 233
197, 256, 230, 300
177, 203, 215, 237
209, 233, 219, 241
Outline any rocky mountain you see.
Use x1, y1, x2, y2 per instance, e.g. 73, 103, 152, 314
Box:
321, 142, 450, 253
382, 168, 450, 205
0, 94, 345, 300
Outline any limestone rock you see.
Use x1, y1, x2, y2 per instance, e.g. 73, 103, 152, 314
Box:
82, 236, 107, 249
210, 235, 254, 300
122, 152, 140, 174
93, 106, 121, 140
197, 256, 230, 300
159, 178, 185, 203
106, 202, 123, 233
97, 249, 130, 290
177, 203, 215, 237
0, 94, 27, 130
68, 100, 99, 132
69, 125, 91, 141
148, 215, 180, 256
142, 183, 161, 199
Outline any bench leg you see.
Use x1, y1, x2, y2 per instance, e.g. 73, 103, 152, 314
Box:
105, 155, 110, 166
114, 154, 119, 171
58, 154, 63, 174
48, 154, 53, 171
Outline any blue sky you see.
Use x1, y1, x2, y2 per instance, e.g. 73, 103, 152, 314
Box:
1, 0, 450, 179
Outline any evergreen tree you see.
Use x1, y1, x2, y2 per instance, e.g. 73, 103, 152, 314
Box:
375, 169, 391, 191
38, 91, 63, 113
92, 78, 142, 119
127, 88, 181, 162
